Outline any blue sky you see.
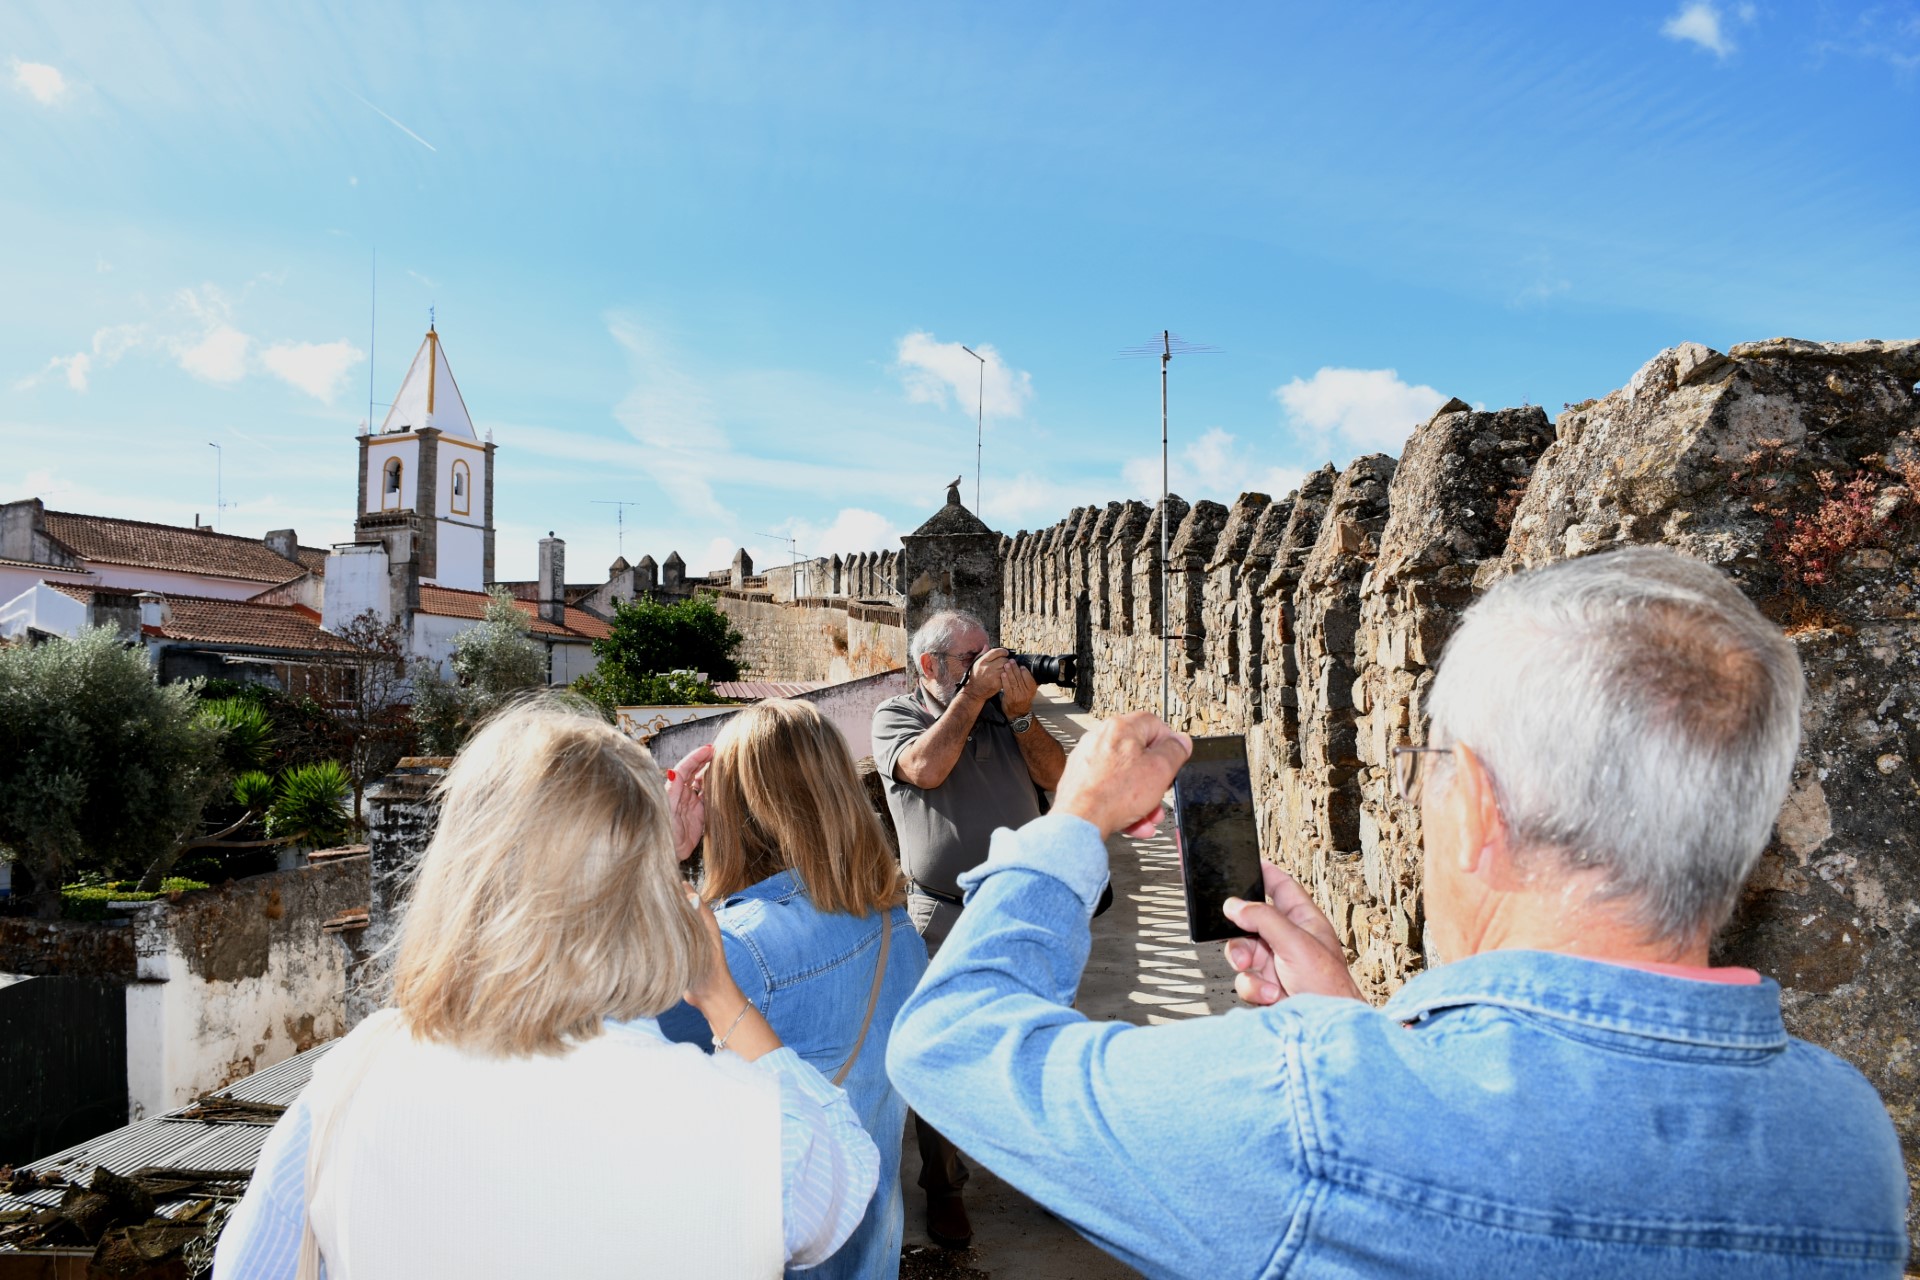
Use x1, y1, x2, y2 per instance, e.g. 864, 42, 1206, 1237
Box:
4, 1, 1916, 582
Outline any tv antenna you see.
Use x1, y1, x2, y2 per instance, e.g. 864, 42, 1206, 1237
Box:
1118, 330, 1221, 721
960, 344, 986, 515
205, 441, 237, 531
756, 531, 812, 596
367, 248, 376, 437
592, 500, 644, 557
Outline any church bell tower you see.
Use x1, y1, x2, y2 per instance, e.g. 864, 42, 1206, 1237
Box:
353, 325, 495, 591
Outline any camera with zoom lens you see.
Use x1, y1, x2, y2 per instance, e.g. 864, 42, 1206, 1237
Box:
1010, 652, 1078, 686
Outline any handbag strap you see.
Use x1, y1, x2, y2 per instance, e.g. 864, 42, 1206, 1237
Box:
831, 919, 891, 1086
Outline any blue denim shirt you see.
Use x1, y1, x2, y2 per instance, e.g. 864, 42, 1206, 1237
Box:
662, 870, 930, 1280
887, 814, 1910, 1279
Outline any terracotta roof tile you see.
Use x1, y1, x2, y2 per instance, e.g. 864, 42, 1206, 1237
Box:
148, 595, 359, 653
416, 585, 610, 641
41, 511, 327, 585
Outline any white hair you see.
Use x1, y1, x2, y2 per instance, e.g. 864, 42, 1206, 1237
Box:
1425, 546, 1803, 942
907, 610, 989, 686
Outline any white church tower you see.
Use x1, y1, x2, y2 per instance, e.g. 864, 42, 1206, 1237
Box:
353, 325, 494, 591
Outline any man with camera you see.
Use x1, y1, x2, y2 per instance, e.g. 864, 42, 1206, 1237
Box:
886, 549, 1908, 1277
871, 608, 1068, 1249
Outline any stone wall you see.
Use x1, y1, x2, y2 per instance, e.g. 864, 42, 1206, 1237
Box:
0, 854, 368, 1121
707, 589, 906, 684
992, 338, 1920, 1240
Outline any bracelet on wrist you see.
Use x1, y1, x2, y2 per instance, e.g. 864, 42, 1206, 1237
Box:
712, 999, 752, 1052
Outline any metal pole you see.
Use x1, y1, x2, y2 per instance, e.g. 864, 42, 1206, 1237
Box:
960, 345, 986, 513
207, 442, 222, 531
1160, 329, 1171, 723
368, 249, 376, 435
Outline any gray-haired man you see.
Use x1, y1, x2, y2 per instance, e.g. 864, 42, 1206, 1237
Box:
871, 608, 1067, 1247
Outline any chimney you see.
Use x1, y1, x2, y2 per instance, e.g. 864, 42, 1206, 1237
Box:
264, 528, 299, 562
0, 498, 45, 562
135, 591, 172, 631
538, 533, 565, 624
730, 547, 753, 588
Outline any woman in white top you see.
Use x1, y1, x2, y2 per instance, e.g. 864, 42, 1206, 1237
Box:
214, 699, 879, 1279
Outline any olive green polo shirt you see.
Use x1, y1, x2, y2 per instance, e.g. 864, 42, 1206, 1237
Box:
871, 690, 1043, 900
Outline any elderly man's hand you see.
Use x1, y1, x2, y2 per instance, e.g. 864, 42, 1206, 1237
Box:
1222, 863, 1364, 1005
1054, 712, 1191, 840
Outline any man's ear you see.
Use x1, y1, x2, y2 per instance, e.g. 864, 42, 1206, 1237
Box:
1448, 744, 1509, 879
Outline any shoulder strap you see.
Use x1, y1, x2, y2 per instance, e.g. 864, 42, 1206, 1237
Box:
831, 919, 891, 1087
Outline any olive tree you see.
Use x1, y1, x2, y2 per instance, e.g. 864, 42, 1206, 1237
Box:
409, 588, 548, 754
0, 628, 225, 918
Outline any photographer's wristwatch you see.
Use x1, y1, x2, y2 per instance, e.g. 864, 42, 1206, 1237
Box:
1010, 712, 1034, 734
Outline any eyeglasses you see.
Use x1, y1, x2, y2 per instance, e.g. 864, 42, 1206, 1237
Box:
1390, 744, 1455, 807
931, 649, 983, 668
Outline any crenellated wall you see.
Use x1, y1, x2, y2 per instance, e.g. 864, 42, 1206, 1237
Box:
985, 338, 1920, 1241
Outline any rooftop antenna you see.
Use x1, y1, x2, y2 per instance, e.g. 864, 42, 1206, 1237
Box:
756, 530, 809, 596
205, 441, 236, 531
367, 248, 376, 436
1118, 330, 1221, 722
591, 499, 644, 557
960, 345, 986, 515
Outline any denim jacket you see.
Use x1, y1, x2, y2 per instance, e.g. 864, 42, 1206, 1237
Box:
887, 814, 1910, 1279
662, 870, 930, 1280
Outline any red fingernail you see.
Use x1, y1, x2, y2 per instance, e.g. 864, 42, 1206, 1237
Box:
666, 769, 677, 781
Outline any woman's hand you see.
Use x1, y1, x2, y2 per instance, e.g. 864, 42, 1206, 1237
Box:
683, 889, 782, 1061
665, 744, 714, 863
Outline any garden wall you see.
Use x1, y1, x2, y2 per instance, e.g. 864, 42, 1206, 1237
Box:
0, 853, 368, 1122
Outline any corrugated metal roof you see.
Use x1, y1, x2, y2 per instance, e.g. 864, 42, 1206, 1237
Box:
711, 679, 830, 700
0, 1040, 336, 1263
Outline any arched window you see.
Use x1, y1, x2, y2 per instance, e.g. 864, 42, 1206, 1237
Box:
451, 459, 471, 515
382, 457, 403, 510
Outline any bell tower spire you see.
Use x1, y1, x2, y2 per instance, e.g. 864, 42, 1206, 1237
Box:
351, 325, 493, 593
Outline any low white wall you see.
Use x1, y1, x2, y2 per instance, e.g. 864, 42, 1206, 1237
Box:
122, 857, 365, 1119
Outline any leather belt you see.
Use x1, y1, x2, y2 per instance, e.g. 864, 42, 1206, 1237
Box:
908, 880, 964, 907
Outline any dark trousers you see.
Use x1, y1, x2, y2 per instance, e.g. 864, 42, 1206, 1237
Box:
906, 889, 971, 1196
913, 1111, 970, 1195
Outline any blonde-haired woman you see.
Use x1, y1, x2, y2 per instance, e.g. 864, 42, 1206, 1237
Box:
214, 700, 878, 1279
658, 699, 929, 1280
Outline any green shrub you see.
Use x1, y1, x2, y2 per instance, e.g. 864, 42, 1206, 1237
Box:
60, 878, 211, 922
409, 589, 548, 754
266, 761, 353, 849
231, 770, 275, 810
201, 697, 275, 772
0, 628, 226, 917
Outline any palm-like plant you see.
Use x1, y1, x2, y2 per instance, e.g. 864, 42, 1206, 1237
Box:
265, 761, 354, 850
200, 697, 275, 772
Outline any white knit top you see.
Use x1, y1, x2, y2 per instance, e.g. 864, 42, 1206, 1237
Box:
302, 1012, 783, 1279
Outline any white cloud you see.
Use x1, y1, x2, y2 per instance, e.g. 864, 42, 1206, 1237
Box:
14, 352, 91, 393
1275, 367, 1449, 456
700, 535, 756, 579
164, 286, 252, 384
1122, 427, 1304, 505
778, 508, 902, 558
1663, 2, 1735, 57
262, 340, 365, 402
895, 332, 1033, 420
176, 326, 250, 383
9, 58, 68, 105
607, 316, 732, 521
